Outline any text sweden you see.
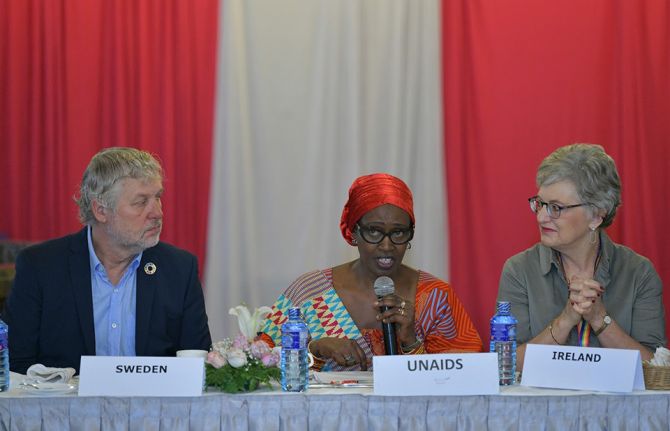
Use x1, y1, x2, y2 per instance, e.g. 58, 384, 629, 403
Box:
115, 364, 169, 373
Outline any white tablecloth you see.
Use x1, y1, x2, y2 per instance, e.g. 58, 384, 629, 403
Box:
2, 372, 670, 430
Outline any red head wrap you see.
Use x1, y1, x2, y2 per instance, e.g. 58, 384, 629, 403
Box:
340, 173, 415, 245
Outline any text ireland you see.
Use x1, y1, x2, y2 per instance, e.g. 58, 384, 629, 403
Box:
551, 351, 602, 362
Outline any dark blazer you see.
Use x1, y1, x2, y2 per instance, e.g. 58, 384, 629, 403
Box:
5, 228, 212, 374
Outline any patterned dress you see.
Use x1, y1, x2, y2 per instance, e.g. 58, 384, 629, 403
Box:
260, 268, 482, 370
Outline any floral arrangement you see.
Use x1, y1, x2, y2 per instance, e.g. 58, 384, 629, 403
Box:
205, 304, 281, 393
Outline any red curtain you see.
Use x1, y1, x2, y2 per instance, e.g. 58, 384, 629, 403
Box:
442, 0, 670, 343
0, 0, 219, 273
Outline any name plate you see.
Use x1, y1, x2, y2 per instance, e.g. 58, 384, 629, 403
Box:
521, 344, 644, 392
78, 356, 205, 396
373, 353, 499, 396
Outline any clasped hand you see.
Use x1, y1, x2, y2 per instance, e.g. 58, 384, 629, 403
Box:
566, 275, 605, 324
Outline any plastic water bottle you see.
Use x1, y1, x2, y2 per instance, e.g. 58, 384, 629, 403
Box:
280, 307, 309, 392
490, 301, 517, 386
0, 318, 9, 392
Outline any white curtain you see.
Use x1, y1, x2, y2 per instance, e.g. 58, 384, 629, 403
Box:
205, 0, 447, 341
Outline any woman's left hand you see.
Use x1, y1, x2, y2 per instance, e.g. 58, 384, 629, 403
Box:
374, 295, 416, 346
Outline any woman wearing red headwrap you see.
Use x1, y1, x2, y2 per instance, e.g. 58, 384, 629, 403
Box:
260, 173, 482, 370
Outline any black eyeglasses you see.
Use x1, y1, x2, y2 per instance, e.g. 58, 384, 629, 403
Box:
528, 196, 591, 219
356, 224, 414, 245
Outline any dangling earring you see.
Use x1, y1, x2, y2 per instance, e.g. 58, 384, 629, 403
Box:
351, 238, 358, 245
407, 242, 412, 249
589, 226, 597, 244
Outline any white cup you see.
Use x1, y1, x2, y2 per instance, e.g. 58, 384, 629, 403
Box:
176, 349, 208, 358
177, 349, 208, 390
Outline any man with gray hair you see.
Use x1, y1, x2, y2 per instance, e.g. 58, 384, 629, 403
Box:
5, 147, 212, 374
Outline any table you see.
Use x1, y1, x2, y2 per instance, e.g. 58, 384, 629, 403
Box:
2, 374, 670, 430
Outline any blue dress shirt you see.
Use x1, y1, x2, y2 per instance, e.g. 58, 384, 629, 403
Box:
87, 227, 141, 356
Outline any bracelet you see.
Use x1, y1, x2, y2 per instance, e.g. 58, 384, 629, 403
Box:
549, 321, 563, 345
401, 338, 423, 353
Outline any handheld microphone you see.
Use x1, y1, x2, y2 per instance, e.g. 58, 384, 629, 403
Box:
373, 276, 398, 355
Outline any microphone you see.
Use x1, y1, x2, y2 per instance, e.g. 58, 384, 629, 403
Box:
373, 276, 398, 355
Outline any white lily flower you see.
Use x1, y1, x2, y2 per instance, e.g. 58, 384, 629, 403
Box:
229, 304, 273, 339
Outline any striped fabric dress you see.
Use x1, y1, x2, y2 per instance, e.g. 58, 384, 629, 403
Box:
260, 268, 482, 371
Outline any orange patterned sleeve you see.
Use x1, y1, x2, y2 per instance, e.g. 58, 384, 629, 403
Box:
415, 275, 483, 353
258, 332, 276, 348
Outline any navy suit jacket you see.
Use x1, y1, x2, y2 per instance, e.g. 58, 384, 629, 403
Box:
5, 228, 212, 374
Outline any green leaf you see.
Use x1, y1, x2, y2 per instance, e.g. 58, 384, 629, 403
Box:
205, 363, 281, 393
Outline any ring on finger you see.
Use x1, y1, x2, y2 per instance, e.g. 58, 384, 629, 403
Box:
400, 300, 406, 309
399, 308, 405, 316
